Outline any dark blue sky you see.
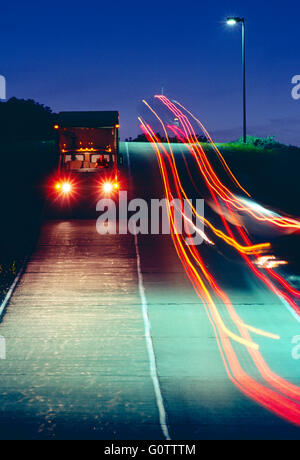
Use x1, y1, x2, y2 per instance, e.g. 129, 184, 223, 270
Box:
1, 0, 300, 144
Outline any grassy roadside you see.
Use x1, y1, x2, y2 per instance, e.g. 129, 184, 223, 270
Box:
124, 139, 300, 216
198, 141, 300, 273
0, 261, 17, 301
210, 141, 300, 216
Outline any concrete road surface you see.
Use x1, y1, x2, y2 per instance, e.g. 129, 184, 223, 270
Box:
0, 142, 300, 439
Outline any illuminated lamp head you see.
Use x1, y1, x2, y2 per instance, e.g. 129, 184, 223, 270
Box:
226, 17, 243, 25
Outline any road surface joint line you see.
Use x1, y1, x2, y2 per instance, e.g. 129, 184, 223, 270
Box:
126, 142, 171, 441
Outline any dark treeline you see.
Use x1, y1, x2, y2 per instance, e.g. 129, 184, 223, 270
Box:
0, 97, 56, 143
126, 133, 208, 143
0, 98, 58, 300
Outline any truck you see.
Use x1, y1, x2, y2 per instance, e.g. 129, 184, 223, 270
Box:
51, 111, 122, 202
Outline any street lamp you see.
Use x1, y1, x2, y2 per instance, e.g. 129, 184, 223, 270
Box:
227, 17, 247, 143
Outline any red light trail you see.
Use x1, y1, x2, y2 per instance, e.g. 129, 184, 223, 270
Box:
139, 96, 300, 426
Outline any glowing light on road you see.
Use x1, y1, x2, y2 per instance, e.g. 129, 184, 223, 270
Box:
255, 255, 288, 269
236, 320, 281, 340
239, 197, 277, 216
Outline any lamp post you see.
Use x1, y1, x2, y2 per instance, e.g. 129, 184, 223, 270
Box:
227, 17, 247, 143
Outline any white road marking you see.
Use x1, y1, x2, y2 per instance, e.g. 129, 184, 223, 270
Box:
125, 142, 171, 440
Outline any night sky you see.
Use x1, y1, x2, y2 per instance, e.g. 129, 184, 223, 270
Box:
1, 0, 300, 145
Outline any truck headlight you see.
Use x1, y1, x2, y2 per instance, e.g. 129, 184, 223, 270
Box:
62, 183, 72, 193
103, 182, 113, 193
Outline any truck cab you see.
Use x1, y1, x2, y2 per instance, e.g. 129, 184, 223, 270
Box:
52, 111, 122, 200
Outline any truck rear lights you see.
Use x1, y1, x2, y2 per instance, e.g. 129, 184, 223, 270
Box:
55, 182, 72, 194
103, 182, 113, 193
62, 183, 72, 193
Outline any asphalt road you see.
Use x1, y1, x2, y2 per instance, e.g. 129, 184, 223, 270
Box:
0, 142, 299, 440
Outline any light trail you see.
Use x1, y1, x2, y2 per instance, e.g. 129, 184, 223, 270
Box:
172, 99, 251, 197
156, 95, 300, 231
236, 320, 280, 340
142, 97, 300, 296
139, 96, 300, 426
139, 103, 271, 256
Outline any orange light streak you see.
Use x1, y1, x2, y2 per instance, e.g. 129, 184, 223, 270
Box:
139, 101, 300, 424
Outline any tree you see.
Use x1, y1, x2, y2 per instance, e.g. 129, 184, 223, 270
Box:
0, 97, 56, 143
